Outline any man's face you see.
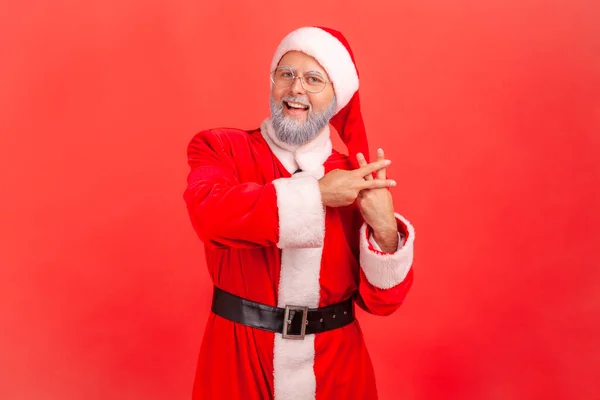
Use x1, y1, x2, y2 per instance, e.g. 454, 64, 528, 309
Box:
270, 51, 336, 146
271, 51, 335, 123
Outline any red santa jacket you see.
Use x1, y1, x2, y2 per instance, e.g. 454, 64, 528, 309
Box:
184, 119, 415, 400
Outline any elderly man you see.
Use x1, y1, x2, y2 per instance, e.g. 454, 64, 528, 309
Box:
184, 26, 415, 400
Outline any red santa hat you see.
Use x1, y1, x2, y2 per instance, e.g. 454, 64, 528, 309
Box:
270, 26, 370, 167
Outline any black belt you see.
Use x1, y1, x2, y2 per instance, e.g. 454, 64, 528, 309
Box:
211, 286, 355, 340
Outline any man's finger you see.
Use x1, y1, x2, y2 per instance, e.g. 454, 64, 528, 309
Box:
356, 159, 391, 177
376, 148, 386, 180
360, 178, 397, 190
356, 153, 373, 180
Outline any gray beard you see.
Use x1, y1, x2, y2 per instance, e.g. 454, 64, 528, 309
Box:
270, 94, 336, 146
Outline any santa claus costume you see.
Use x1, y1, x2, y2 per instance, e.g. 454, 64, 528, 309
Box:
184, 26, 415, 400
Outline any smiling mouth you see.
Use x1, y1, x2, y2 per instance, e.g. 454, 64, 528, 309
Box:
284, 101, 310, 111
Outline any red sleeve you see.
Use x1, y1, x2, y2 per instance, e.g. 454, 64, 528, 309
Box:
183, 130, 279, 249
354, 212, 416, 316
356, 267, 414, 316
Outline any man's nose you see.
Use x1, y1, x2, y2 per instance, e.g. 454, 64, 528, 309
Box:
289, 76, 305, 94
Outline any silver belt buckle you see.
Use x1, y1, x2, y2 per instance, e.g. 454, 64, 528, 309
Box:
282, 305, 309, 340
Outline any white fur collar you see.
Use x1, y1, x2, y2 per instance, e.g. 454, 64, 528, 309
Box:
260, 118, 333, 175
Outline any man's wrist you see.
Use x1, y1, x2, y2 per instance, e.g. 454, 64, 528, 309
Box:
318, 180, 329, 207
372, 227, 399, 253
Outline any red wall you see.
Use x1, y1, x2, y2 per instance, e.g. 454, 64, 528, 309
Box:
1, 1, 599, 399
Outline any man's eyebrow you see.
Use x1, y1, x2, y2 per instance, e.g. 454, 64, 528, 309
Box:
306, 70, 326, 77
277, 66, 326, 77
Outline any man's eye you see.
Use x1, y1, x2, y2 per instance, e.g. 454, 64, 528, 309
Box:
307, 75, 324, 84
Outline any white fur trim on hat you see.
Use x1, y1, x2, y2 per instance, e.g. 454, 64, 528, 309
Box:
271, 27, 359, 113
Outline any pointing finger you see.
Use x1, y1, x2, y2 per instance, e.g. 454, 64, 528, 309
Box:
360, 178, 397, 190
356, 159, 391, 177
356, 153, 373, 180
376, 148, 386, 180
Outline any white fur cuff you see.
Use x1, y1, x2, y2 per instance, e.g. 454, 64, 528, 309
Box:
359, 213, 415, 289
273, 176, 325, 248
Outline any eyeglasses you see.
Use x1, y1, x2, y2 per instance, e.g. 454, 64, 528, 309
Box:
270, 67, 331, 93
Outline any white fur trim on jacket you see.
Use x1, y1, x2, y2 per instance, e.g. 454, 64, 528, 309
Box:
270, 27, 359, 113
360, 213, 415, 289
273, 170, 326, 400
273, 242, 323, 400
273, 176, 325, 249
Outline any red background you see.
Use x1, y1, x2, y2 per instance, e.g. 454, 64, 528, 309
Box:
1, 1, 599, 399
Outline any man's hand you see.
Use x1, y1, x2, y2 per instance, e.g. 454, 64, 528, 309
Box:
318, 159, 396, 208
356, 149, 399, 252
